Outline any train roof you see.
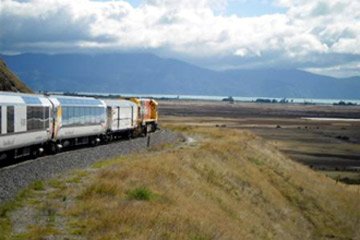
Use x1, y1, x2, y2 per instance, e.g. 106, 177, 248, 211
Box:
49, 95, 105, 107
130, 98, 158, 106
0, 91, 51, 106
101, 99, 137, 107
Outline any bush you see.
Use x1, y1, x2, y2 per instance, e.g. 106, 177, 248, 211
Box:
127, 187, 154, 201
32, 181, 45, 191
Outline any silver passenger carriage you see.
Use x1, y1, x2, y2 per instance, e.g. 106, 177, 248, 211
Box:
0, 92, 52, 160
102, 99, 138, 139
48, 95, 107, 150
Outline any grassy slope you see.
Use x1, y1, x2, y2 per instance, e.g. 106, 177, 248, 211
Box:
0, 59, 33, 93
1, 126, 359, 240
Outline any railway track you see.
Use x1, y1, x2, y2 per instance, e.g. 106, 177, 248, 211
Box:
0, 130, 183, 204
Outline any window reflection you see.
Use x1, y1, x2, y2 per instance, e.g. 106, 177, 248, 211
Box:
61, 106, 105, 127
27, 106, 50, 131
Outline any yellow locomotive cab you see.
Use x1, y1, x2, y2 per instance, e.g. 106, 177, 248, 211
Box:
130, 97, 158, 135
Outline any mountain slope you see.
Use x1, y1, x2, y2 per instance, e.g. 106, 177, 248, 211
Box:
1, 126, 359, 239
2, 53, 360, 98
0, 59, 32, 93
221, 69, 360, 99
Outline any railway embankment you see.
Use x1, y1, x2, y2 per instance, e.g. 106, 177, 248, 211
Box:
0, 125, 359, 239
0, 130, 183, 203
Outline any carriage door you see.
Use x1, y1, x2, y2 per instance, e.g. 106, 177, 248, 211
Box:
106, 107, 112, 130
15, 105, 26, 133
5, 106, 25, 134
131, 106, 134, 127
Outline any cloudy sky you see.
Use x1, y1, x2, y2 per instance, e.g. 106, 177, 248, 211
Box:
0, 0, 359, 77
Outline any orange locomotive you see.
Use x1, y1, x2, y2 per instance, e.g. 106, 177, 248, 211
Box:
130, 98, 158, 136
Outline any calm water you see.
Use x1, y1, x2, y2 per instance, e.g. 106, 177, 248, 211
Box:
57, 91, 360, 106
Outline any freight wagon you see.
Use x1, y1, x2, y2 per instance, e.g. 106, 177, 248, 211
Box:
102, 99, 138, 140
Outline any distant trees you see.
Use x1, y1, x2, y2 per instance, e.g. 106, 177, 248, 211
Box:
255, 98, 289, 104
333, 101, 357, 106
222, 96, 234, 104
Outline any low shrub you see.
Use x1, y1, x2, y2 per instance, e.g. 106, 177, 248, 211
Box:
127, 187, 154, 201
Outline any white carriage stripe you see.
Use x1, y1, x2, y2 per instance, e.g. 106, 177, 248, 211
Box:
39, 98, 52, 106
0, 95, 25, 104
0, 94, 52, 106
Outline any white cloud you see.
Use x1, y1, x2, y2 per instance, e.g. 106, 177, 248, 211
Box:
0, 0, 359, 76
305, 61, 360, 78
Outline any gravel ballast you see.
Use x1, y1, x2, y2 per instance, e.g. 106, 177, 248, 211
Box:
0, 130, 183, 204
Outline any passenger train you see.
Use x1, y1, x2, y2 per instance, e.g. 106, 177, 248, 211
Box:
0, 92, 158, 160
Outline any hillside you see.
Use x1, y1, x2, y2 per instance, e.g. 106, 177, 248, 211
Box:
0, 59, 32, 93
2, 53, 360, 99
1, 126, 359, 239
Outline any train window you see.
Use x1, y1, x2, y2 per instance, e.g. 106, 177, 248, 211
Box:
96, 107, 101, 123
74, 107, 78, 124
68, 107, 73, 125
72, 107, 77, 124
7, 106, 14, 133
62, 107, 68, 126
100, 108, 105, 123
78, 107, 82, 120
95, 108, 100, 123
74, 107, 78, 125
85, 107, 90, 124
96, 108, 100, 123
44, 107, 50, 129
27, 106, 48, 131
90, 107, 94, 123
89, 107, 93, 124
86, 107, 90, 124
68, 107, 72, 125
66, 107, 72, 126
82, 107, 86, 124
91, 107, 95, 124
60, 106, 105, 127
34, 107, 41, 129
92, 108, 95, 124
74, 107, 79, 125
80, 107, 85, 124
101, 108, 104, 123
75, 107, 80, 125
27, 107, 33, 130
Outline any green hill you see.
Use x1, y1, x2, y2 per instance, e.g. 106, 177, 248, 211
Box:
0, 126, 359, 239
0, 59, 32, 93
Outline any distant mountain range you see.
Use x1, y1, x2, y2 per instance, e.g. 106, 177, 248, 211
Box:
2, 53, 360, 99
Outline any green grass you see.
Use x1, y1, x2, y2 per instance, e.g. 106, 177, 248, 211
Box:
0, 185, 40, 240
48, 179, 66, 190
31, 181, 45, 191
249, 157, 264, 166
126, 187, 154, 201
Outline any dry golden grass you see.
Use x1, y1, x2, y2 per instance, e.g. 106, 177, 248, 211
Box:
1, 125, 360, 240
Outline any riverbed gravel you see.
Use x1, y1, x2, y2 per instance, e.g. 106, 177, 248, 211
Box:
0, 130, 183, 204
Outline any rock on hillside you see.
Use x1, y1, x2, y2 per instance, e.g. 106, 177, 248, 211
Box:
0, 59, 32, 93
